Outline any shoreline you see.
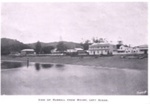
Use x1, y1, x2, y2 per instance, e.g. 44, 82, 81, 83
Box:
1, 59, 146, 71
1, 55, 148, 70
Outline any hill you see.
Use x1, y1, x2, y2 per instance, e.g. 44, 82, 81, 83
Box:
1, 38, 83, 55
27, 41, 83, 49
1, 38, 31, 55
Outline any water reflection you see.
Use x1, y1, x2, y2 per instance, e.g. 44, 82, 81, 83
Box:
55, 64, 65, 70
2, 61, 66, 72
41, 64, 53, 69
27, 58, 29, 68
35, 63, 41, 71
1, 61, 23, 69
55, 64, 64, 67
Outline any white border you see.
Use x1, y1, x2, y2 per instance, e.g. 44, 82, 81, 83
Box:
0, 0, 149, 104
0, 0, 150, 2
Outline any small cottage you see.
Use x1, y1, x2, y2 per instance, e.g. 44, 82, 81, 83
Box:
21, 49, 35, 56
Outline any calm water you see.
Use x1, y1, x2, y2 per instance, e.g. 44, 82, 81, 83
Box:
1, 61, 148, 95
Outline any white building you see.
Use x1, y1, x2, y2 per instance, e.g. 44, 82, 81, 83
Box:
21, 49, 36, 56
133, 45, 148, 54
88, 43, 116, 55
66, 48, 83, 53
115, 44, 148, 55
117, 45, 131, 54
51, 48, 65, 55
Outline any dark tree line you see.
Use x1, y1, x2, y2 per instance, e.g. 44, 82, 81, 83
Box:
80, 40, 91, 50
56, 41, 67, 52
35, 41, 42, 54
42, 46, 54, 54
35, 41, 54, 54
1, 43, 31, 55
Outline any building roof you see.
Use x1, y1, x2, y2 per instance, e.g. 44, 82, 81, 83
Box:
89, 43, 111, 48
77, 50, 86, 52
21, 49, 34, 52
75, 48, 83, 50
134, 44, 148, 50
134, 44, 148, 48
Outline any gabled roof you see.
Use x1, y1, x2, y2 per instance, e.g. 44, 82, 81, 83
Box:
75, 48, 83, 50
21, 49, 34, 52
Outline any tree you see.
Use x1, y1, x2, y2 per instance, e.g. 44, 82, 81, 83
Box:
1, 39, 31, 55
35, 41, 42, 54
1, 46, 10, 55
92, 37, 105, 43
92, 37, 100, 43
80, 40, 91, 50
56, 41, 67, 52
42, 46, 54, 54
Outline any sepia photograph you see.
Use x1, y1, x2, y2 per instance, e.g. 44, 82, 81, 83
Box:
1, 2, 148, 97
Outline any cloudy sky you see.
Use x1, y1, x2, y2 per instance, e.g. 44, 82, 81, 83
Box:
1, 2, 148, 46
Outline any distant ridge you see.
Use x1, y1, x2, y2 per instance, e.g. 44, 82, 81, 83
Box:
1, 38, 83, 55
1, 38, 24, 47
1, 38, 31, 55
27, 41, 83, 49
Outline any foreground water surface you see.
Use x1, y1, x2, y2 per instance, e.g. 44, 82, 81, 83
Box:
1, 61, 148, 95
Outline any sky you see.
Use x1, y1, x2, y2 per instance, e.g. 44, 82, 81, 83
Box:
1, 2, 148, 46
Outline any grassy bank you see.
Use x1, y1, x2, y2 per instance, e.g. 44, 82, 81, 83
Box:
1, 55, 148, 70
